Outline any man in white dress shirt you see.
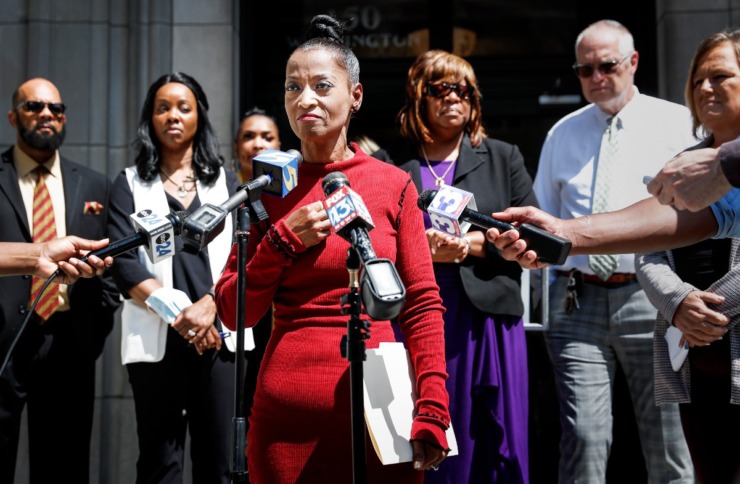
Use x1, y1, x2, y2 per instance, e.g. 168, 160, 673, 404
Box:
532, 20, 695, 483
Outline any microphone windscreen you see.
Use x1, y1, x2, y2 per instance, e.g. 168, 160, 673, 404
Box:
417, 189, 438, 211
322, 171, 349, 195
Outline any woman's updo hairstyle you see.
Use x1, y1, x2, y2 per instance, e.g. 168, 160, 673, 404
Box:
294, 13, 360, 84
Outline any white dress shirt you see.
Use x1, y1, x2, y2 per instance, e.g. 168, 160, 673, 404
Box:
533, 87, 696, 274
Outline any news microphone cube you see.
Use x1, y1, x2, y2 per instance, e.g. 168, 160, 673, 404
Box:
323, 185, 375, 233
130, 209, 175, 264
427, 186, 477, 237
252, 149, 300, 197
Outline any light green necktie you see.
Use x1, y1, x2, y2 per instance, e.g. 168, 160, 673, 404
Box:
588, 116, 620, 281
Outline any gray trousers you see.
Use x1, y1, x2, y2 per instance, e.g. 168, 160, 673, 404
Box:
544, 274, 694, 484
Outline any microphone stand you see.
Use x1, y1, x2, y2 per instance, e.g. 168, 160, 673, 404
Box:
340, 248, 369, 484
230, 206, 249, 484
230, 187, 269, 484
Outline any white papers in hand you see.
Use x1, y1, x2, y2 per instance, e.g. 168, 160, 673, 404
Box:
363, 342, 457, 465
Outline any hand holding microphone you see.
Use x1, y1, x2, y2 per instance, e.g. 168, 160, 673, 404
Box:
322, 172, 406, 320
418, 187, 572, 265
35, 237, 113, 283
52, 209, 188, 285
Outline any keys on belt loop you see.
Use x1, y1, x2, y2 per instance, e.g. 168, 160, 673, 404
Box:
565, 269, 581, 314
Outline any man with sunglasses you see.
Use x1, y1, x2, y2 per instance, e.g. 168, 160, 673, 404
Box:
0, 78, 120, 483
532, 20, 695, 483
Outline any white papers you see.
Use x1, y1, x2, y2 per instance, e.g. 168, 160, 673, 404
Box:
363, 342, 457, 465
664, 325, 689, 372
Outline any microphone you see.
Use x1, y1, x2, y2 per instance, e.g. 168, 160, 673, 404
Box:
76, 209, 187, 267
322, 172, 405, 320
180, 149, 302, 254
322, 172, 376, 260
252, 149, 302, 197
418, 188, 572, 265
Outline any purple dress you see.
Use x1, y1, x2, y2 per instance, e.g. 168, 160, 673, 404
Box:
421, 161, 529, 484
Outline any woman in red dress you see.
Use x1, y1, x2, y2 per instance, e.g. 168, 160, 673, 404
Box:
215, 13, 451, 484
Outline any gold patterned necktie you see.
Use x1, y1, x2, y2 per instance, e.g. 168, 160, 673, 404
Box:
588, 116, 620, 281
30, 166, 60, 321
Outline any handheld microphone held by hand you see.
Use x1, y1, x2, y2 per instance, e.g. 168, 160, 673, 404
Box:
180, 149, 302, 254
322, 172, 375, 257
418, 188, 572, 265
78, 209, 187, 265
322, 172, 405, 320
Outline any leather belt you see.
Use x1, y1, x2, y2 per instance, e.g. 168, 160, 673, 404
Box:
556, 270, 637, 286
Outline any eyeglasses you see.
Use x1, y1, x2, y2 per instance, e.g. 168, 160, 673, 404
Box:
15, 101, 66, 115
572, 54, 632, 78
425, 82, 475, 100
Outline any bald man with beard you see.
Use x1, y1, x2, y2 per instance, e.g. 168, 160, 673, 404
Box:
0, 78, 120, 483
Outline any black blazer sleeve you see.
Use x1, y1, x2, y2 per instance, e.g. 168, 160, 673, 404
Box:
378, 136, 539, 316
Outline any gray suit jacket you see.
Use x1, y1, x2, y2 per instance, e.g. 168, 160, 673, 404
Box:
636, 239, 740, 405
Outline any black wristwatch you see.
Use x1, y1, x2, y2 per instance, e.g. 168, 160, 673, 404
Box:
206, 288, 216, 300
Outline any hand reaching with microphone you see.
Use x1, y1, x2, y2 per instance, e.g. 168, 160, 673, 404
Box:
35, 236, 113, 283
484, 206, 565, 269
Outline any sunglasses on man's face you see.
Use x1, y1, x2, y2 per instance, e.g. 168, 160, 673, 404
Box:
15, 101, 66, 116
425, 82, 475, 100
572, 54, 632, 78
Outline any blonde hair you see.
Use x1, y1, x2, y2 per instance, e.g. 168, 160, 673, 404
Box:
684, 29, 740, 137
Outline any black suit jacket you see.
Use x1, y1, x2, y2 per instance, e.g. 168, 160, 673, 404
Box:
373, 135, 539, 316
0, 147, 119, 360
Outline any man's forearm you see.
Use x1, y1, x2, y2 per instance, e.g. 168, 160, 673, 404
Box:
566, 197, 717, 255
0, 242, 42, 276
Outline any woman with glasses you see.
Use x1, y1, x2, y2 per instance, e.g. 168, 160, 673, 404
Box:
374, 50, 538, 483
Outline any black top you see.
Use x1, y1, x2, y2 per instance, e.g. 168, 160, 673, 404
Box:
108, 169, 238, 303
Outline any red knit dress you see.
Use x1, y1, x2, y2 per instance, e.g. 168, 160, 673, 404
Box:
215, 146, 450, 483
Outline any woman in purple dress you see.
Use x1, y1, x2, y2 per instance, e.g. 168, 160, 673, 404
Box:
374, 50, 537, 483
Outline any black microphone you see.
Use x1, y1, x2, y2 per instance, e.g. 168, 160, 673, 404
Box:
180, 149, 303, 254
418, 188, 572, 265
322, 172, 377, 262
322, 172, 405, 320
72, 209, 187, 271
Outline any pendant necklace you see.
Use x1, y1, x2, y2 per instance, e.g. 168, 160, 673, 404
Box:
421, 145, 457, 187
160, 168, 195, 198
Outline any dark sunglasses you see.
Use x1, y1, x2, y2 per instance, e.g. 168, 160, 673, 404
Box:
15, 100, 66, 115
425, 82, 475, 100
572, 54, 632, 78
